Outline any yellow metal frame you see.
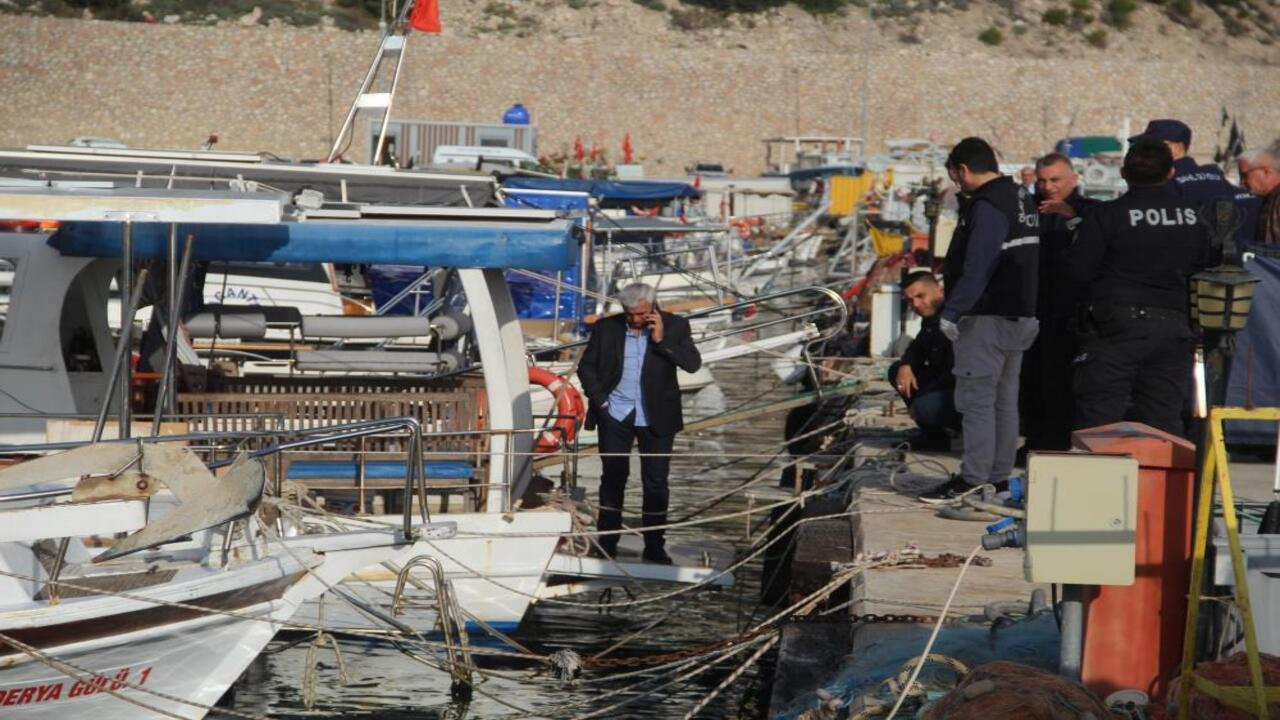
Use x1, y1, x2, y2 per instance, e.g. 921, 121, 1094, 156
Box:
1178, 406, 1280, 720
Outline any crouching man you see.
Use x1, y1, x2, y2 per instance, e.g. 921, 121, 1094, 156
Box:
888, 270, 959, 451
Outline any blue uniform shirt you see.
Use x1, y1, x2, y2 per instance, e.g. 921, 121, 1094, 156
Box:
607, 328, 649, 426
1172, 156, 1259, 247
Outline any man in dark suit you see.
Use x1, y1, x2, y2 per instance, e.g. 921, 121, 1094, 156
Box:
578, 282, 702, 564
1019, 153, 1098, 454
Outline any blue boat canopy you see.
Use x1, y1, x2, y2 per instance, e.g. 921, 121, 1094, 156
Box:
50, 218, 580, 272
502, 177, 700, 202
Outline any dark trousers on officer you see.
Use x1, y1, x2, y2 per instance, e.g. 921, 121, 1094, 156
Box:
886, 361, 960, 440
597, 410, 675, 554
1020, 316, 1077, 451
1073, 307, 1194, 438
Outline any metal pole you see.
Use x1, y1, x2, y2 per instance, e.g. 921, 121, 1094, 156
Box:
373, 30, 411, 167
1059, 584, 1085, 682
151, 235, 195, 436
118, 221, 134, 439
551, 270, 562, 342
165, 224, 179, 416
167, 224, 177, 339
859, 4, 871, 147
327, 39, 391, 163
579, 217, 591, 335
93, 268, 150, 443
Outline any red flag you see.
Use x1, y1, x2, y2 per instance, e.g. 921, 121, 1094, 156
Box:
622, 133, 633, 164
573, 137, 585, 162
408, 0, 442, 33
589, 142, 599, 162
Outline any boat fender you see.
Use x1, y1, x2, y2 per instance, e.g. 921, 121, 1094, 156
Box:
432, 312, 473, 342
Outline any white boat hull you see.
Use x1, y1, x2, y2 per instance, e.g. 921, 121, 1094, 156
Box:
0, 599, 285, 719
293, 511, 572, 635
0, 531, 408, 719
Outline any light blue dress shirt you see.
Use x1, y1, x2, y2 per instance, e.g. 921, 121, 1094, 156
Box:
607, 328, 649, 426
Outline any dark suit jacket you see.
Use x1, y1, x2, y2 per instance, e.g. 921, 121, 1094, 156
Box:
577, 311, 702, 436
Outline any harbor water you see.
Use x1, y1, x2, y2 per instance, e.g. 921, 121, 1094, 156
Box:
216, 353, 801, 719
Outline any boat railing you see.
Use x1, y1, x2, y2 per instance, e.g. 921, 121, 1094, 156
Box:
269, 420, 578, 516
0, 417, 575, 536
529, 284, 849, 358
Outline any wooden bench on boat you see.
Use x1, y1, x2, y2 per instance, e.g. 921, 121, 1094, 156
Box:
177, 374, 490, 512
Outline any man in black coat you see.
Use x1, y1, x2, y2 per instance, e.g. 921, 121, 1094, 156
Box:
1019, 153, 1098, 453
578, 282, 702, 564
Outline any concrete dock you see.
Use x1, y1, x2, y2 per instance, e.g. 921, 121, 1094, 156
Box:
768, 373, 1280, 716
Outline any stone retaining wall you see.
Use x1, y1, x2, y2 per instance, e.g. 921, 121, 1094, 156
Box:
1, 15, 1276, 174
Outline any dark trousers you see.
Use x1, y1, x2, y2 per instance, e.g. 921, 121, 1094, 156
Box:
1020, 316, 1077, 451
1073, 316, 1194, 438
887, 361, 960, 438
597, 410, 675, 553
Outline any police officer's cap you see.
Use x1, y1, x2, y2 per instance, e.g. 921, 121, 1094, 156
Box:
1128, 119, 1192, 147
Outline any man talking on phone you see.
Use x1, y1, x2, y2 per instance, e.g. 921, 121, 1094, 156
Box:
578, 282, 702, 564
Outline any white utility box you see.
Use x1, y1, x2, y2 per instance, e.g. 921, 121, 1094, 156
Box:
1025, 452, 1139, 586
869, 283, 901, 358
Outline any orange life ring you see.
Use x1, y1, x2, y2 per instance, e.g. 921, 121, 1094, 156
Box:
528, 367, 585, 453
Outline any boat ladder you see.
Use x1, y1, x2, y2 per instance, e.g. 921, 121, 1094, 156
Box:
389, 555, 474, 699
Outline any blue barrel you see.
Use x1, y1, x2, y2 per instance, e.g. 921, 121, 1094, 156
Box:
503, 103, 530, 125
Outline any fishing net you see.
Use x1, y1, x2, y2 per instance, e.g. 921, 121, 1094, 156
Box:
1176, 652, 1280, 720
922, 661, 1111, 720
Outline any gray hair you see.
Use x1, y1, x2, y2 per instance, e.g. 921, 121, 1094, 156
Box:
616, 282, 657, 310
1241, 138, 1280, 168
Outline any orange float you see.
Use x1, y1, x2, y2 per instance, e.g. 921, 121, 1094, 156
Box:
528, 367, 585, 453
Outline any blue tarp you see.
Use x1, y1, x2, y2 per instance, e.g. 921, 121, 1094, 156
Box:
51, 219, 578, 271
367, 264, 436, 316
503, 188, 592, 213
501, 177, 700, 202
501, 190, 587, 320
1225, 253, 1280, 444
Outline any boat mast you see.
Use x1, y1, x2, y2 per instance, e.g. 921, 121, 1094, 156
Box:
326, 1, 416, 165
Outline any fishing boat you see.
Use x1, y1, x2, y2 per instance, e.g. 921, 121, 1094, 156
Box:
0, 182, 746, 643
0, 436, 434, 719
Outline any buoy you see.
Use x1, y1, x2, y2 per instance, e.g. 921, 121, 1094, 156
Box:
528, 367, 585, 453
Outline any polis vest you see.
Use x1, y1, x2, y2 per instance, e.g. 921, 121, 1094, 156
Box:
944, 176, 1040, 318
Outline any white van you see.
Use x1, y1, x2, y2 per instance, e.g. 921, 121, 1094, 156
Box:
432, 145, 541, 170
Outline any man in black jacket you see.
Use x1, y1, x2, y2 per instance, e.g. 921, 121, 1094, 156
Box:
889, 270, 958, 451
578, 282, 702, 564
1019, 153, 1098, 453
1065, 139, 1214, 437
920, 137, 1040, 503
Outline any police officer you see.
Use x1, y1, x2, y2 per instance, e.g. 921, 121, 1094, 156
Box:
1020, 153, 1098, 453
1065, 139, 1215, 437
918, 137, 1040, 503
1130, 118, 1260, 245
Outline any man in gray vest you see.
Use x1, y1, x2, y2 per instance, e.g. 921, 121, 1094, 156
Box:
919, 137, 1041, 503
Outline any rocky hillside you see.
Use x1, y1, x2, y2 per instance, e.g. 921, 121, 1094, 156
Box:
4, 0, 1276, 64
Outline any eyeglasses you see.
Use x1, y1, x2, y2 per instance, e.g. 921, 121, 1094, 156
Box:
1241, 166, 1274, 177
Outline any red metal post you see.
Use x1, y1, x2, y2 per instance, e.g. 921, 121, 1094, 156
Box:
1071, 422, 1197, 700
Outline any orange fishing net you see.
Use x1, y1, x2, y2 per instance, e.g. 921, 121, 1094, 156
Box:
922, 661, 1111, 720
1177, 652, 1280, 720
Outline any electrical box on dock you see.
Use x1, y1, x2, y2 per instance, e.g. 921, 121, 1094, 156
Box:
1024, 453, 1139, 585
